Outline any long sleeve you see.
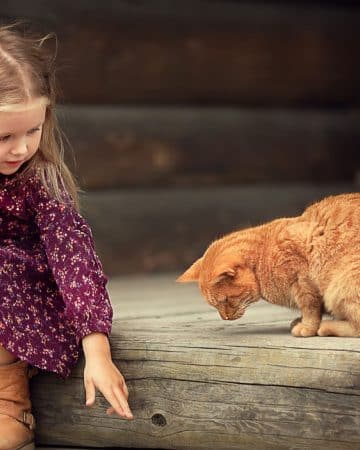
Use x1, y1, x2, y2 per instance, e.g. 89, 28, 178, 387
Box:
25, 174, 113, 344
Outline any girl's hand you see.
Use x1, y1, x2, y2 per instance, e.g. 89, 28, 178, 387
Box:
81, 332, 133, 420
84, 356, 134, 419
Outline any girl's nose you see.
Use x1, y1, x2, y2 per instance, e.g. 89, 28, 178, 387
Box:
11, 139, 28, 156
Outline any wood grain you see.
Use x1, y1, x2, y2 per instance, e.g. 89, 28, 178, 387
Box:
80, 184, 354, 275
59, 106, 360, 189
2, 1, 360, 25
1, 2, 359, 105
31, 275, 360, 449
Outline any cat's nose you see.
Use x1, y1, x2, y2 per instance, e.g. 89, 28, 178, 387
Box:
220, 312, 236, 320
219, 310, 230, 320
218, 304, 245, 320
217, 306, 229, 320
218, 306, 238, 320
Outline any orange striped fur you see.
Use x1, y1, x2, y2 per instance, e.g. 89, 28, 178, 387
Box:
177, 193, 360, 337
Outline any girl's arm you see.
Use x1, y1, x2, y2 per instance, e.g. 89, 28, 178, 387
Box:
82, 332, 133, 419
25, 174, 113, 343
26, 174, 132, 417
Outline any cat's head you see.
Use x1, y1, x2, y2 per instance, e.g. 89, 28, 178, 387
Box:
177, 244, 261, 320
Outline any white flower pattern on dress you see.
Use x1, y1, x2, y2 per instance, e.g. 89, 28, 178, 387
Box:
0, 171, 113, 378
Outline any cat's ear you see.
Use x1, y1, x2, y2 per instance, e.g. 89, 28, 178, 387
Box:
177, 258, 203, 282
211, 266, 237, 285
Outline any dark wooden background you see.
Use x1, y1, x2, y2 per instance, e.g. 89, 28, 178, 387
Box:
1, 1, 359, 274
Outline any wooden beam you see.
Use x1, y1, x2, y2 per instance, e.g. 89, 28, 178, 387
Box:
31, 277, 360, 448
80, 184, 354, 275
2, 1, 360, 27
1, 2, 359, 105
59, 106, 360, 190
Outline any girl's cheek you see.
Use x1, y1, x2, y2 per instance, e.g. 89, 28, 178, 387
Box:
0, 145, 10, 158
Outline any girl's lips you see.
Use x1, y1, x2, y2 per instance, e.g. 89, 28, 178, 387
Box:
6, 160, 23, 165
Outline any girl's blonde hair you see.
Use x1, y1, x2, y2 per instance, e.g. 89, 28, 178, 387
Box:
0, 22, 79, 209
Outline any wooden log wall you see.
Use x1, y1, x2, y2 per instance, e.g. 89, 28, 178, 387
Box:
0, 1, 359, 274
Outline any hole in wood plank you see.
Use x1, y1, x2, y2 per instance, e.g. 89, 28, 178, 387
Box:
151, 413, 167, 427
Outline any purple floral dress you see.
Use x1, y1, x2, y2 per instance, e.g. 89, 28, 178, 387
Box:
0, 171, 113, 378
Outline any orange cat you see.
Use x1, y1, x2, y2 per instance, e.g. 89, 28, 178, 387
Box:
177, 193, 360, 337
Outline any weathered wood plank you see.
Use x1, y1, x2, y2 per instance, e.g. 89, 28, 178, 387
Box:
31, 275, 360, 449
59, 106, 360, 189
1, 2, 360, 105
80, 184, 355, 275
41, 23, 360, 106
2, 1, 360, 24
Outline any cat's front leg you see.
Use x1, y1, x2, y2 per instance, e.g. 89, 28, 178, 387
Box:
290, 278, 322, 337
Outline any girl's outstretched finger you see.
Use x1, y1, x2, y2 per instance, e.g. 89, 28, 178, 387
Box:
85, 379, 96, 407
122, 381, 129, 399
113, 385, 133, 419
102, 386, 129, 419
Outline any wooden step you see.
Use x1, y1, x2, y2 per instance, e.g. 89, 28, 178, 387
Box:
2, 1, 360, 105
80, 183, 355, 275
32, 274, 360, 449
59, 106, 360, 190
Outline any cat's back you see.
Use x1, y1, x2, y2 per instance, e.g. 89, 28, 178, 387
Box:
302, 193, 360, 230
302, 194, 359, 290
301, 194, 360, 305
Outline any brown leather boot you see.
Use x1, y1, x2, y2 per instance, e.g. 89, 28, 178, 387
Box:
0, 360, 36, 450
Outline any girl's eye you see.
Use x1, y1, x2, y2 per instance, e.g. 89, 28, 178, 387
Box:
28, 127, 41, 135
0, 127, 41, 143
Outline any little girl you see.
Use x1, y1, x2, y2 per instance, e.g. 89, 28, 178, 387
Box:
0, 23, 133, 450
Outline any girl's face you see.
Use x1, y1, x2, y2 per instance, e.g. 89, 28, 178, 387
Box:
0, 102, 46, 175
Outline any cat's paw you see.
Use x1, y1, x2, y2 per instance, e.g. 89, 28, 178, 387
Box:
291, 322, 318, 337
317, 320, 354, 337
317, 323, 332, 337
290, 317, 302, 331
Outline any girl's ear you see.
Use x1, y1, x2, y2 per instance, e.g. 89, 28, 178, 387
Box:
177, 258, 203, 282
